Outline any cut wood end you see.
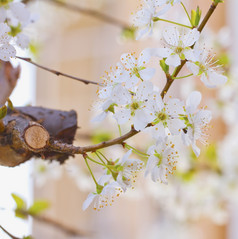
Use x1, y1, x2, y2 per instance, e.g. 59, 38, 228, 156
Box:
24, 124, 49, 150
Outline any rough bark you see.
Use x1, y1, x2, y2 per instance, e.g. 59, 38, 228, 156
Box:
0, 107, 77, 167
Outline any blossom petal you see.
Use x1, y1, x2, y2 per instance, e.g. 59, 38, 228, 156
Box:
139, 67, 155, 81
114, 109, 131, 125
186, 91, 202, 114
163, 27, 179, 46
0, 44, 16, 61
155, 47, 173, 58
182, 28, 200, 47
82, 193, 96, 211
186, 62, 199, 75
165, 54, 181, 67
134, 109, 149, 131
138, 48, 153, 66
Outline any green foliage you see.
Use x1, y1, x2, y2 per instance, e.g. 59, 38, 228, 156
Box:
23, 236, 34, 239
160, 59, 169, 74
12, 194, 50, 220
28, 200, 50, 216
11, 193, 27, 219
121, 27, 136, 40
213, 0, 224, 4
92, 131, 113, 144
29, 41, 41, 58
0, 0, 13, 7
217, 52, 230, 67
0, 105, 7, 120
191, 7, 202, 27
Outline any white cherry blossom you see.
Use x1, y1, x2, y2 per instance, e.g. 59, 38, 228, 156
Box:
186, 49, 228, 88
116, 150, 144, 191
120, 49, 155, 88
114, 81, 154, 131
182, 91, 212, 157
156, 27, 200, 67
133, 0, 161, 39
82, 181, 123, 211
33, 159, 63, 187
0, 22, 16, 61
145, 141, 179, 184
156, 0, 182, 15
146, 92, 186, 141
98, 63, 129, 99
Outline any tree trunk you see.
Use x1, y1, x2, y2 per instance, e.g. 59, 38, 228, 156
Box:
0, 107, 77, 167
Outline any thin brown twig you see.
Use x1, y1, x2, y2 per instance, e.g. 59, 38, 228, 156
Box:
0, 225, 21, 239
17, 209, 86, 237
28, 0, 130, 30
16, 56, 100, 86
32, 214, 86, 237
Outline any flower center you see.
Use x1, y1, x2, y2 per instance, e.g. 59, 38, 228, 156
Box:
175, 46, 183, 54
154, 153, 163, 167
131, 101, 140, 110
157, 112, 168, 121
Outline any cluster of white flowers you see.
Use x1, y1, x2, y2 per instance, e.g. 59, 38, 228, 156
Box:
85, 17, 229, 209
83, 150, 144, 210
86, 16, 229, 208
0, 0, 34, 61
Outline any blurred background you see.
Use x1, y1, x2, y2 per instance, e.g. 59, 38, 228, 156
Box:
1, 0, 238, 238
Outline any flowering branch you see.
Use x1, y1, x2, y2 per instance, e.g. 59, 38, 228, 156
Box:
29, 2, 222, 160
16, 56, 100, 86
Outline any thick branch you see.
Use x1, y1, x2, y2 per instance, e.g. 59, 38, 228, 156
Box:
0, 107, 77, 167
48, 125, 143, 154
16, 56, 100, 86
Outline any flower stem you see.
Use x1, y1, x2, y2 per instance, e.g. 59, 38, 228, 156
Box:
125, 144, 149, 158
94, 152, 115, 175
173, 73, 193, 79
180, 2, 193, 27
156, 18, 192, 29
84, 156, 98, 186
97, 151, 110, 163
87, 155, 107, 167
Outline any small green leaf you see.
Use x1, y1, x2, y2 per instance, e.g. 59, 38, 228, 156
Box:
23, 236, 34, 239
160, 59, 169, 74
11, 193, 27, 219
121, 27, 136, 40
0, 105, 7, 120
11, 193, 27, 210
191, 7, 202, 27
28, 200, 50, 216
213, 0, 224, 4
92, 131, 113, 144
